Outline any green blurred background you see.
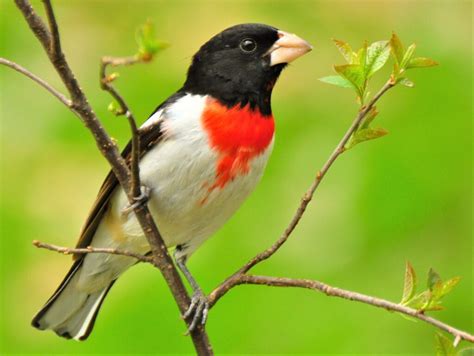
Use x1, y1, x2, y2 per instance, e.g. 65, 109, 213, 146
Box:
1, 0, 472, 354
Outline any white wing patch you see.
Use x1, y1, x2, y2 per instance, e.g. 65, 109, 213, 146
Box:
140, 108, 165, 129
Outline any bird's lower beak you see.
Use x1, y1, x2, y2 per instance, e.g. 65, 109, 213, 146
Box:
268, 30, 313, 66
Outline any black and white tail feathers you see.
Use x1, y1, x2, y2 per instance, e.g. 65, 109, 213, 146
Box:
32, 260, 115, 341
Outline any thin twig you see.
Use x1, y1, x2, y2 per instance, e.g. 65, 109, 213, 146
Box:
209, 275, 474, 344
234, 79, 395, 277
41, 0, 61, 57
0, 58, 72, 108
33, 240, 152, 263
126, 110, 141, 198
100, 56, 142, 198
102, 55, 141, 67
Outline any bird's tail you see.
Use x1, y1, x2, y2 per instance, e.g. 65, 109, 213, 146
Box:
31, 260, 115, 340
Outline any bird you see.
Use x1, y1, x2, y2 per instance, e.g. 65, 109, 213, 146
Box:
32, 23, 312, 340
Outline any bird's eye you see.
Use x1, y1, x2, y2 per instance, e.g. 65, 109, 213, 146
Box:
239, 38, 257, 53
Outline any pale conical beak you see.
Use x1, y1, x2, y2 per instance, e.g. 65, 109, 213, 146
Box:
268, 30, 313, 66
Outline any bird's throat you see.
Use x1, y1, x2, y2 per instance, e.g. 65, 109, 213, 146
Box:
201, 97, 275, 192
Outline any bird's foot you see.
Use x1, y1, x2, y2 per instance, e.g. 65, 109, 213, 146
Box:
182, 289, 209, 334
121, 185, 151, 217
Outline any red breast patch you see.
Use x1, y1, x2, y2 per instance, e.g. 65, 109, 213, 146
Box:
201, 97, 275, 193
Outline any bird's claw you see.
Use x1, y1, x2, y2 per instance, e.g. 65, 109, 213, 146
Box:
121, 185, 151, 217
182, 290, 209, 334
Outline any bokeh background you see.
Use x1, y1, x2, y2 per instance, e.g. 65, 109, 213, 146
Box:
1, 0, 472, 354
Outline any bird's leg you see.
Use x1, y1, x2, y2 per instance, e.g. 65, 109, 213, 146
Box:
174, 247, 209, 332
121, 185, 151, 217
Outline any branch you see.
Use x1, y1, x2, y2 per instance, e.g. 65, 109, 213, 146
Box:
33, 240, 152, 263
13, 1, 212, 353
209, 275, 474, 344
0, 58, 71, 108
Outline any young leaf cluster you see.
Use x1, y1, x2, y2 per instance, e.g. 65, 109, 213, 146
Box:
345, 106, 388, 150
390, 32, 438, 87
320, 33, 437, 150
400, 262, 460, 312
106, 20, 169, 115
135, 20, 169, 61
320, 38, 391, 104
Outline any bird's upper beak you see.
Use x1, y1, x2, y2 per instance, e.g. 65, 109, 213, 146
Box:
268, 30, 313, 66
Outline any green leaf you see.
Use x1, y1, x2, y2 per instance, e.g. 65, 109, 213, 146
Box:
390, 32, 404, 65
136, 20, 169, 60
334, 64, 365, 98
406, 290, 431, 310
438, 277, 461, 299
401, 43, 417, 69
360, 106, 378, 129
398, 78, 415, 88
431, 280, 445, 301
319, 75, 354, 89
407, 57, 439, 69
365, 40, 390, 77
333, 39, 355, 63
401, 261, 417, 304
435, 333, 457, 356
428, 268, 442, 291
356, 41, 368, 68
346, 127, 388, 149
393, 62, 401, 76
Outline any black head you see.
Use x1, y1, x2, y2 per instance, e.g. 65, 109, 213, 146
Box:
182, 23, 311, 116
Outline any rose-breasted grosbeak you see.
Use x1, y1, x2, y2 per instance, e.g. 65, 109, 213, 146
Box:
32, 23, 312, 340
